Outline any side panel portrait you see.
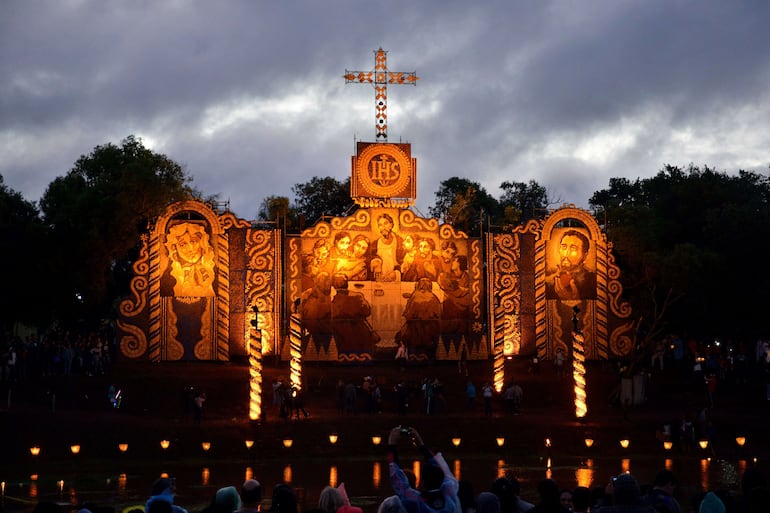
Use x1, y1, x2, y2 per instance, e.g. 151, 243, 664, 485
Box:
545, 228, 596, 301
159, 221, 218, 360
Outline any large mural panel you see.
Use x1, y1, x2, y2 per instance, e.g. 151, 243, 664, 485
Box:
288, 208, 485, 362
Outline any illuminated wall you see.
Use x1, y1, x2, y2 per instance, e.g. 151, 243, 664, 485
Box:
287, 207, 485, 362
117, 200, 281, 361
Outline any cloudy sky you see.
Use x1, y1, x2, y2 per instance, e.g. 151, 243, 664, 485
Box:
3, 1, 770, 220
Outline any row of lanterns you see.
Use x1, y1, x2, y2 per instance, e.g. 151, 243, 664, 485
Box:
26, 435, 749, 456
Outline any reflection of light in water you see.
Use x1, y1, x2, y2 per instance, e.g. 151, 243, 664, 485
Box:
329, 466, 338, 487
413, 461, 421, 488
118, 473, 127, 494
700, 459, 710, 492
622, 458, 631, 474
576, 466, 594, 488
454, 459, 461, 480
283, 465, 292, 483
546, 468, 552, 480
665, 458, 673, 471
202, 467, 210, 486
497, 459, 506, 479
245, 467, 253, 481
372, 462, 381, 489
738, 460, 747, 476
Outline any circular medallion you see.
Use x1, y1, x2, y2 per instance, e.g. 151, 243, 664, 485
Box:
356, 144, 411, 198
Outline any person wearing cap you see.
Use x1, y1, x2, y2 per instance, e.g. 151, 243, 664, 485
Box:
238, 479, 262, 513
643, 470, 682, 513
594, 473, 654, 513
145, 478, 188, 513
697, 492, 725, 513
386, 426, 460, 513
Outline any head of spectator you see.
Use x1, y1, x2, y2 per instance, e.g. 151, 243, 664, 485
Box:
698, 491, 725, 513
611, 473, 642, 506
476, 493, 500, 513
213, 486, 241, 513
377, 496, 406, 513
571, 486, 592, 513
318, 486, 345, 513
269, 484, 298, 513
535, 479, 563, 510
239, 479, 262, 512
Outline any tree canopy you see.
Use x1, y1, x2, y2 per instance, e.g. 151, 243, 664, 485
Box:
590, 164, 770, 341
39, 135, 194, 325
0, 176, 50, 328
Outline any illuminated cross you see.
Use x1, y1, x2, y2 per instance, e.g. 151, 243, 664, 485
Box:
344, 48, 418, 141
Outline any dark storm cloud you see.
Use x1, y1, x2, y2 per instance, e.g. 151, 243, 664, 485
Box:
2, 1, 770, 219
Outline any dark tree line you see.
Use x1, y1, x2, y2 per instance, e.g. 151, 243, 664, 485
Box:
590, 164, 770, 342
1, 136, 195, 331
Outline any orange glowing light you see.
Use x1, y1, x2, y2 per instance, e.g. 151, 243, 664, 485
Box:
201, 442, 211, 451
118, 443, 128, 453
451, 438, 462, 447
619, 439, 630, 449
160, 440, 171, 450
698, 440, 709, 450
736, 436, 746, 447
371, 436, 382, 445
329, 434, 339, 444
544, 438, 552, 448
245, 440, 254, 449
496, 437, 505, 447
30, 446, 41, 456
663, 441, 673, 450
70, 445, 81, 455
282, 439, 293, 448
584, 438, 594, 448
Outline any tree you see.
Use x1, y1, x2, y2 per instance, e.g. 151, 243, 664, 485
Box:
590, 164, 770, 343
291, 176, 356, 227
39, 135, 194, 325
428, 177, 500, 234
256, 195, 300, 231
499, 180, 551, 225
0, 175, 51, 329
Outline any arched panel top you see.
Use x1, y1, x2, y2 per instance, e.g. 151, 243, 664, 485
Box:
153, 200, 224, 236
541, 206, 603, 243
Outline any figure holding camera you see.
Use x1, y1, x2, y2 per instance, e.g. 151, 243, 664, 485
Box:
386, 426, 460, 513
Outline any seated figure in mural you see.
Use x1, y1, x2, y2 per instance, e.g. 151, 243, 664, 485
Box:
300, 271, 333, 352
334, 233, 371, 281
403, 237, 442, 282
396, 278, 441, 359
369, 213, 405, 282
302, 239, 332, 292
545, 229, 597, 301
399, 234, 417, 278
163, 222, 216, 297
437, 240, 458, 276
438, 255, 472, 349
330, 273, 380, 354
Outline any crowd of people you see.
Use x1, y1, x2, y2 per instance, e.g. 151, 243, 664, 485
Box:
24, 426, 770, 513
0, 328, 115, 384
